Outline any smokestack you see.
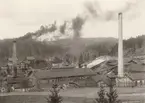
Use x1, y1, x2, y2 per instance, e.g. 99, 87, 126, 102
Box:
12, 40, 18, 65
118, 13, 124, 77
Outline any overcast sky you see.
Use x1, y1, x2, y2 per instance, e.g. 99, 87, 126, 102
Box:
1, 0, 145, 39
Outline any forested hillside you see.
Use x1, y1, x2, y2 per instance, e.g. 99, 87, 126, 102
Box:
0, 28, 144, 66
0, 19, 145, 65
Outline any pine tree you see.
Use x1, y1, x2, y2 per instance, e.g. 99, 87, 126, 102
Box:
106, 81, 121, 103
78, 53, 83, 68
95, 85, 107, 103
46, 84, 63, 103
64, 53, 71, 65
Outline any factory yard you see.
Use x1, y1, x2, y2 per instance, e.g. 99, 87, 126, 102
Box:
1, 87, 145, 103
1, 87, 145, 96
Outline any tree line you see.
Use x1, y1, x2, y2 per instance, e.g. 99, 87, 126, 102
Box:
47, 82, 121, 103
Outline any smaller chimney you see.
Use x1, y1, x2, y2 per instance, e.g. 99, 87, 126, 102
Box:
12, 40, 18, 65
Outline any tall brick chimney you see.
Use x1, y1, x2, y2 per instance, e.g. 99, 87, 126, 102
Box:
118, 13, 124, 77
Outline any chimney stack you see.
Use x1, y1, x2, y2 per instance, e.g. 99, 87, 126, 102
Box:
118, 13, 124, 77
12, 40, 18, 65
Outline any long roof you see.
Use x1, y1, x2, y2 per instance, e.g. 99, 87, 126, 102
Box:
127, 63, 145, 72
34, 68, 96, 79
7, 77, 29, 84
92, 72, 116, 86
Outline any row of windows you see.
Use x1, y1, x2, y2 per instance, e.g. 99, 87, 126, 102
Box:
48, 76, 89, 83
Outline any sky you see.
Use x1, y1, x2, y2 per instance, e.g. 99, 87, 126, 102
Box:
0, 0, 145, 39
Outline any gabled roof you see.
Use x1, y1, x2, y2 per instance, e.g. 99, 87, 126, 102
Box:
106, 58, 136, 66
34, 68, 96, 79
91, 73, 116, 86
127, 73, 145, 80
133, 59, 145, 65
87, 56, 112, 69
104, 59, 143, 73
86, 57, 137, 71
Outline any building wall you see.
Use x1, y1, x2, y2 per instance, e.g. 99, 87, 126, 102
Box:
39, 76, 97, 88
116, 77, 134, 87
134, 80, 145, 87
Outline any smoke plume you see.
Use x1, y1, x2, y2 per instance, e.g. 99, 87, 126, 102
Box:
68, 15, 86, 58
84, 0, 141, 21
60, 21, 67, 34
32, 21, 57, 37
68, 0, 142, 57
72, 15, 86, 38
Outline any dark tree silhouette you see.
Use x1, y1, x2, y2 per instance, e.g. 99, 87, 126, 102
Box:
107, 80, 121, 103
78, 53, 84, 68
64, 53, 71, 65
95, 85, 108, 103
46, 84, 63, 103
95, 79, 121, 103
